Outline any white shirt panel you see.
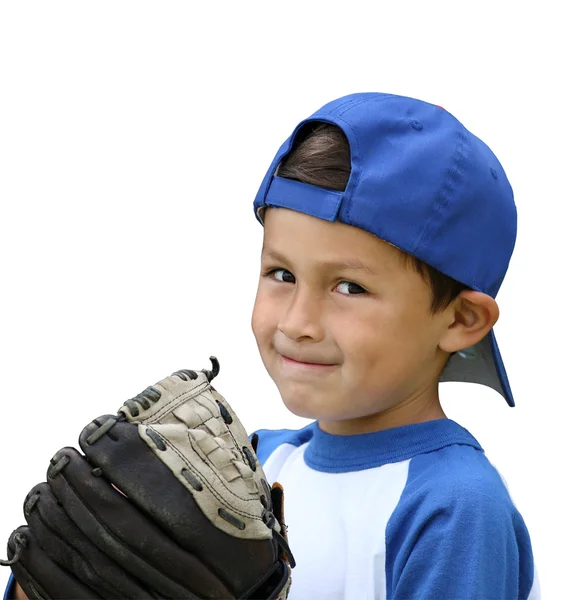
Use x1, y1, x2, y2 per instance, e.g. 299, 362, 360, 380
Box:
263, 442, 410, 600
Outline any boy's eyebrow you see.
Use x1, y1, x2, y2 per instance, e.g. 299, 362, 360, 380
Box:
261, 246, 378, 275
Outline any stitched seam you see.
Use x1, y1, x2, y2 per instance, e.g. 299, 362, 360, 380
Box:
332, 95, 370, 117
333, 94, 395, 118
411, 127, 467, 256
138, 381, 209, 423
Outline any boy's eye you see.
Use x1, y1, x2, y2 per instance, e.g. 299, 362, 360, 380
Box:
335, 281, 366, 295
269, 268, 295, 283
264, 269, 365, 294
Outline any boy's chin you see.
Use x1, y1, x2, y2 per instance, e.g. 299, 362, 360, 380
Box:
277, 389, 320, 419
278, 390, 348, 422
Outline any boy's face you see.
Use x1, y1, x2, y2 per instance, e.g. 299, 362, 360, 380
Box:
252, 208, 452, 434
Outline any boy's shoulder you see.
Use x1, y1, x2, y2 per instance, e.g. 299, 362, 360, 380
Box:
384, 430, 536, 598
409, 439, 509, 496
396, 440, 517, 524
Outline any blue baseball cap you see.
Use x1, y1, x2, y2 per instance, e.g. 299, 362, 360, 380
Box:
253, 92, 517, 406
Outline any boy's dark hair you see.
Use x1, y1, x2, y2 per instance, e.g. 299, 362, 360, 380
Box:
277, 122, 470, 313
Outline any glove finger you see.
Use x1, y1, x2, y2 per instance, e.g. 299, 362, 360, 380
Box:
47, 445, 234, 599
23, 481, 159, 599
79, 415, 277, 596
7, 526, 103, 600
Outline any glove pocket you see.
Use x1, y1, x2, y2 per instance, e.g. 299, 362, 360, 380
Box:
78, 415, 283, 597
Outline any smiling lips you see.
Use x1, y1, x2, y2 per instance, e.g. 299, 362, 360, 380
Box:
280, 355, 337, 368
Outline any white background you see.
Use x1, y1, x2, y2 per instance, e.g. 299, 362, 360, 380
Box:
0, 1, 560, 597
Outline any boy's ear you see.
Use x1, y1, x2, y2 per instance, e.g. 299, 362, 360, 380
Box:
439, 290, 500, 353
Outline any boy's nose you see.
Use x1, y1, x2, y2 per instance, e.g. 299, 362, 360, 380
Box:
277, 288, 324, 343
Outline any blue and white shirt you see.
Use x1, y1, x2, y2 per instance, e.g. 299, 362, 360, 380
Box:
255, 418, 540, 599
3, 418, 539, 600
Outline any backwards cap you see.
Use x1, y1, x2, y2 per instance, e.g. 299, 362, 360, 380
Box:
253, 92, 517, 406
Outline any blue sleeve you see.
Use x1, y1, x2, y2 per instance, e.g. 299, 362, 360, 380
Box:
386, 450, 536, 599
3, 574, 16, 600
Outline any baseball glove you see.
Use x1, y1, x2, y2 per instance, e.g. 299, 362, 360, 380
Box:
1, 357, 295, 599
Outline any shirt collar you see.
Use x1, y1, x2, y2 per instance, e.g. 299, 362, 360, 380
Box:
304, 418, 483, 473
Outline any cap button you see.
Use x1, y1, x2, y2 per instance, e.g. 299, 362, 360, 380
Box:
410, 119, 423, 131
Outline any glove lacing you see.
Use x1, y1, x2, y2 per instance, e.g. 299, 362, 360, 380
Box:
260, 494, 296, 569
122, 356, 220, 418
265, 514, 296, 569
0, 532, 27, 566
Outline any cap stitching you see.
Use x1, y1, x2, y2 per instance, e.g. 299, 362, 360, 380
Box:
336, 94, 401, 118
411, 127, 474, 285
332, 94, 396, 118
330, 96, 369, 117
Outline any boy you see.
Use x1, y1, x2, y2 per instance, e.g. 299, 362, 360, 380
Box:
3, 92, 539, 599
250, 92, 539, 598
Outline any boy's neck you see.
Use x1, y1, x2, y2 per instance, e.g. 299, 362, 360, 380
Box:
318, 389, 447, 436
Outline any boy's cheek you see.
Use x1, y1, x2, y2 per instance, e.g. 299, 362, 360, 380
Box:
251, 288, 278, 326
250, 300, 274, 347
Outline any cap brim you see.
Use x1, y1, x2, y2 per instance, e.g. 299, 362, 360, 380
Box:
439, 329, 514, 407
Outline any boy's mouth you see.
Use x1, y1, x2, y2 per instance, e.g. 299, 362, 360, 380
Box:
280, 354, 337, 369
